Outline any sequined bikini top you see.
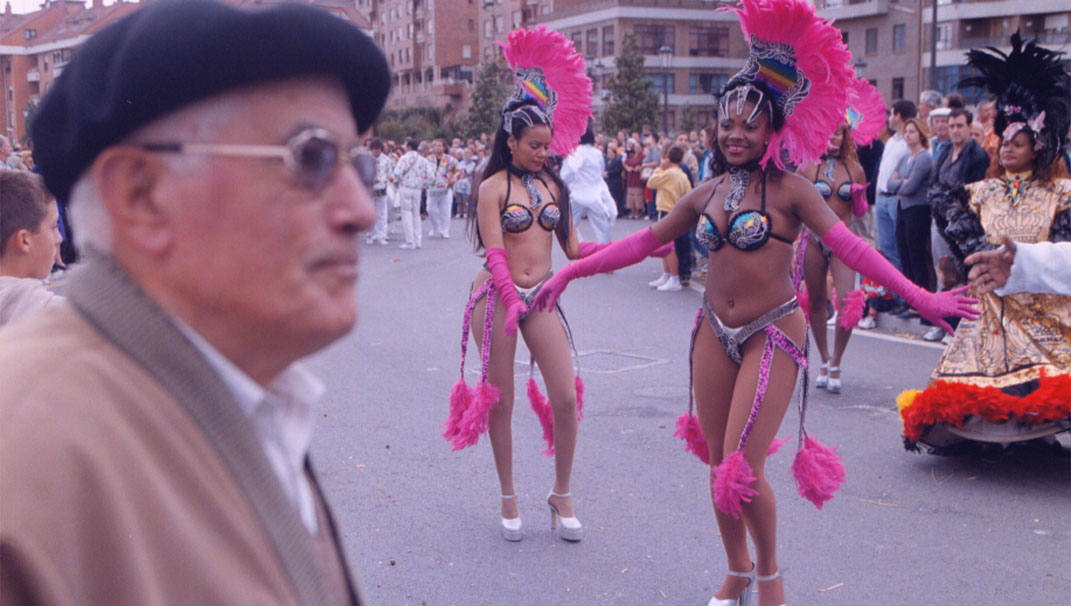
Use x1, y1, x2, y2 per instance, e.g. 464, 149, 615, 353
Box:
813, 155, 853, 201
696, 171, 794, 252
501, 165, 560, 233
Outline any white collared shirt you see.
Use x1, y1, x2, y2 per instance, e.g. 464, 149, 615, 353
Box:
173, 320, 324, 533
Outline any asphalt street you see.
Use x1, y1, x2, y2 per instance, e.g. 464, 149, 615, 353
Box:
305, 216, 1069, 605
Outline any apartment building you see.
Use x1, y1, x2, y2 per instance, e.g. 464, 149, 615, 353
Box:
536, 0, 749, 133
922, 0, 1070, 101
814, 0, 923, 104
374, 0, 480, 119
476, 0, 553, 60
1, 0, 370, 145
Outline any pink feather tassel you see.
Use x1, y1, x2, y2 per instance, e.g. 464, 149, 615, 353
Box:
711, 450, 759, 519
497, 25, 593, 157
527, 378, 556, 456
673, 413, 710, 464
767, 435, 792, 456
443, 378, 473, 442
451, 380, 501, 451
836, 288, 866, 331
721, 0, 855, 170
796, 284, 810, 323
847, 78, 887, 146
850, 182, 869, 217
791, 435, 846, 509
574, 375, 585, 421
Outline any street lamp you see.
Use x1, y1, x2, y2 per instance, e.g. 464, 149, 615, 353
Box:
658, 45, 672, 137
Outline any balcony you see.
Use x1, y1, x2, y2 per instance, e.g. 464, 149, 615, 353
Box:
815, 0, 889, 21
26, 68, 39, 83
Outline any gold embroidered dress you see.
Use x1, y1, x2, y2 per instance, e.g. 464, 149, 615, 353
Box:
898, 176, 1071, 447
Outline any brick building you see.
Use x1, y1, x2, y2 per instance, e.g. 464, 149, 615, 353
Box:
476, 0, 553, 60
373, 0, 480, 120
536, 0, 749, 134
1, 0, 371, 145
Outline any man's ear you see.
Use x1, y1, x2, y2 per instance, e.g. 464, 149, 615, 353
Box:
7, 229, 32, 255
92, 147, 172, 254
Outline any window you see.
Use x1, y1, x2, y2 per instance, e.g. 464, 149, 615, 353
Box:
462, 44, 472, 60
484, 20, 492, 39
892, 24, 906, 53
24, 28, 37, 40
495, 16, 504, 33
865, 28, 878, 55
586, 28, 598, 58
689, 72, 728, 95
468, 19, 474, 32
512, 11, 521, 28
571, 31, 582, 52
602, 25, 615, 56
842, 31, 849, 46
688, 25, 729, 57
634, 24, 675, 54
935, 23, 951, 50
892, 77, 904, 101
648, 72, 675, 95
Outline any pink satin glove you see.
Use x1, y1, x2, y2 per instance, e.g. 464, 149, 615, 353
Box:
850, 183, 869, 218
577, 241, 612, 258
532, 228, 664, 312
485, 248, 528, 336
822, 222, 979, 334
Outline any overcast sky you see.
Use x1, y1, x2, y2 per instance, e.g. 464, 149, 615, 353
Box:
6, 1, 124, 16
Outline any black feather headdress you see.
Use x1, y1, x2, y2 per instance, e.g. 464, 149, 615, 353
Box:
958, 31, 1070, 171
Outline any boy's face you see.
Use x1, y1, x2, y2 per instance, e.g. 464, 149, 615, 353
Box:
26, 204, 62, 279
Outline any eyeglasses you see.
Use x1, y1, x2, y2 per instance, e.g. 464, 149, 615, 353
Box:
138, 127, 377, 192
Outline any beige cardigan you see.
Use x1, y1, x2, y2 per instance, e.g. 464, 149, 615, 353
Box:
0, 256, 362, 605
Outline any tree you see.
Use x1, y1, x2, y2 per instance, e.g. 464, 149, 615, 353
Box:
679, 105, 698, 134
601, 34, 659, 136
457, 51, 512, 139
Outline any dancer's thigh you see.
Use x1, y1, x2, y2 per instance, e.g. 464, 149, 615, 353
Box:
520, 308, 576, 404
692, 320, 740, 464
470, 273, 518, 393
727, 312, 807, 475
802, 237, 829, 311
829, 257, 856, 308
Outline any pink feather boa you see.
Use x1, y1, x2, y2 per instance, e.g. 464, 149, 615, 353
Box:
721, 0, 854, 171
674, 413, 710, 464
497, 25, 592, 157
848, 77, 887, 146
791, 435, 846, 509
450, 380, 501, 451
528, 376, 587, 456
834, 287, 866, 331
443, 378, 473, 443
711, 451, 759, 519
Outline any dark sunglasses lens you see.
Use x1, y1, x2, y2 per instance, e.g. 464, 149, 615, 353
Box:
352, 152, 377, 188
295, 136, 338, 189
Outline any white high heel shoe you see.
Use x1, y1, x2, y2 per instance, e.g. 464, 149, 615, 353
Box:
826, 366, 842, 394
500, 494, 522, 542
815, 362, 829, 389
757, 570, 786, 606
547, 491, 582, 542
707, 566, 756, 606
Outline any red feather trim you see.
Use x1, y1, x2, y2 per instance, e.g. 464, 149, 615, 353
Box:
575, 375, 585, 421
835, 288, 866, 331
674, 413, 710, 464
451, 380, 501, 451
791, 435, 845, 509
711, 451, 759, 519
443, 378, 473, 442
767, 435, 792, 456
527, 377, 556, 456
898, 373, 1071, 442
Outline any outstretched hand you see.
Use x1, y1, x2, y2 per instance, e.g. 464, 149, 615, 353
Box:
915, 285, 980, 334
531, 271, 572, 313
965, 237, 1016, 294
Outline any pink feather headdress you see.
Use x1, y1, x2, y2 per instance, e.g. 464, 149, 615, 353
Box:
846, 77, 886, 146
719, 0, 855, 170
497, 25, 593, 157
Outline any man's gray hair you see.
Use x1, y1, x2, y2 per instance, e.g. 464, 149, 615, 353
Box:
919, 90, 943, 110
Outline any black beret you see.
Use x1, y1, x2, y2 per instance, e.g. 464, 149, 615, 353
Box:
31, 0, 390, 202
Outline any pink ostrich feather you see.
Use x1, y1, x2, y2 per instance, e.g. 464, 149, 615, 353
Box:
850, 182, 869, 217
791, 435, 846, 509
711, 450, 759, 519
443, 378, 474, 442
721, 0, 855, 170
497, 25, 593, 157
451, 380, 501, 451
767, 435, 792, 456
847, 77, 887, 146
835, 287, 866, 331
674, 413, 710, 464
527, 377, 556, 456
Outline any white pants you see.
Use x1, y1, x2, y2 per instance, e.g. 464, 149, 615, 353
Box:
397, 187, 423, 247
571, 195, 614, 242
371, 192, 389, 241
426, 187, 452, 237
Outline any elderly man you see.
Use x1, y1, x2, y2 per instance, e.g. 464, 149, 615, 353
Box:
0, 1, 388, 604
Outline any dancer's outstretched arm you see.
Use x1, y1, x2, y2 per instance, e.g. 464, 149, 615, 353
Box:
822, 222, 979, 333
